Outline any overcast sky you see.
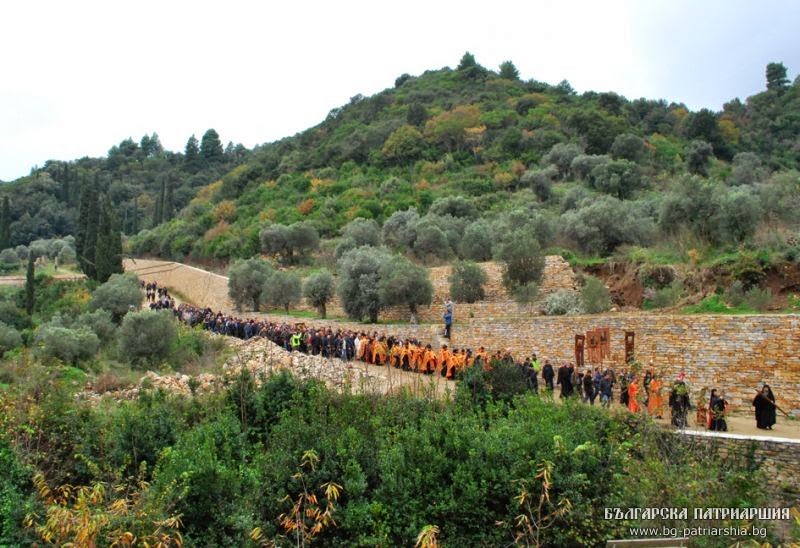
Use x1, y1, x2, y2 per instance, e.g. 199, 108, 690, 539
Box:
1, 0, 798, 181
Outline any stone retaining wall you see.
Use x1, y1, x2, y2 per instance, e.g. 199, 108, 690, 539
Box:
680, 431, 800, 503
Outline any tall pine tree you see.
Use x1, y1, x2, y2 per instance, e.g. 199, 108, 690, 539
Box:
0, 196, 11, 250
184, 135, 200, 172
95, 196, 123, 282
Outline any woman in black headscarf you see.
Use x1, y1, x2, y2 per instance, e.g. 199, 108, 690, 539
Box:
752, 385, 777, 430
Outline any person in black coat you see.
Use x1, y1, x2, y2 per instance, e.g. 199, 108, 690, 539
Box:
542, 360, 555, 391
556, 362, 573, 398
753, 385, 777, 430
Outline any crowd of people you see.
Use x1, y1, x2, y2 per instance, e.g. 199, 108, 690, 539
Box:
139, 281, 781, 433
143, 281, 176, 311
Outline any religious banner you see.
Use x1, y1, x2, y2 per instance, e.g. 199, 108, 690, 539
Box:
625, 331, 635, 364
575, 334, 585, 367
586, 328, 611, 364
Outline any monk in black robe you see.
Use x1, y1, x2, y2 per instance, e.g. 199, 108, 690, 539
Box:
753, 385, 777, 430
669, 380, 691, 428
556, 363, 573, 398
709, 389, 728, 431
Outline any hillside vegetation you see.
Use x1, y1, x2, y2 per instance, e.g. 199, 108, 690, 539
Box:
2, 54, 800, 313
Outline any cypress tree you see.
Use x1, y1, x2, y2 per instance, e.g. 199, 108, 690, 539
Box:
0, 196, 11, 250
82, 189, 100, 279
76, 178, 94, 272
163, 177, 174, 222
153, 178, 165, 226
131, 195, 139, 234
25, 253, 35, 315
95, 196, 123, 282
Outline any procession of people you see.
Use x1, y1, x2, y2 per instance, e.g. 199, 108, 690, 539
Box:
142, 279, 783, 434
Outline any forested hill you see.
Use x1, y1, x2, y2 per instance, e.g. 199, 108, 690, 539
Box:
4, 54, 800, 266
0, 129, 250, 248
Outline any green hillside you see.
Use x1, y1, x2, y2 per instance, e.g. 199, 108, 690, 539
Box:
125, 55, 800, 270
2, 54, 800, 283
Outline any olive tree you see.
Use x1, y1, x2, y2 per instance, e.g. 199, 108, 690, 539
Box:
118, 310, 177, 366
378, 255, 433, 323
459, 220, 495, 261
262, 270, 302, 313
337, 246, 391, 323
228, 257, 273, 311
34, 325, 100, 364
89, 273, 142, 322
303, 270, 335, 318
341, 218, 381, 247
381, 208, 419, 250
496, 229, 545, 291
449, 261, 487, 303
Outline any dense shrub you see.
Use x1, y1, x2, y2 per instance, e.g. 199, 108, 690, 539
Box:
581, 275, 612, 313
0, 248, 20, 272
33, 324, 99, 364
428, 195, 477, 219
449, 261, 487, 303
542, 142, 582, 178
543, 289, 584, 315
89, 272, 142, 321
0, 321, 22, 356
0, 300, 30, 330
743, 287, 773, 311
118, 310, 177, 365
644, 280, 684, 309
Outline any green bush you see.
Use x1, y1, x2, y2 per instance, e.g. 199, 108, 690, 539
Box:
743, 287, 773, 312
581, 275, 612, 313
118, 310, 177, 365
543, 289, 584, 315
75, 309, 117, 343
449, 261, 487, 303
33, 324, 100, 364
0, 300, 30, 330
89, 272, 142, 321
0, 321, 22, 356
0, 436, 36, 546
644, 280, 684, 309
724, 280, 746, 306
0, 248, 20, 272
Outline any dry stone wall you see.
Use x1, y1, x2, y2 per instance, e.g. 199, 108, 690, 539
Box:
682, 431, 800, 502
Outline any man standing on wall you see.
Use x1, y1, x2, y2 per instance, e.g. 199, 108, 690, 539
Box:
443, 298, 453, 339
